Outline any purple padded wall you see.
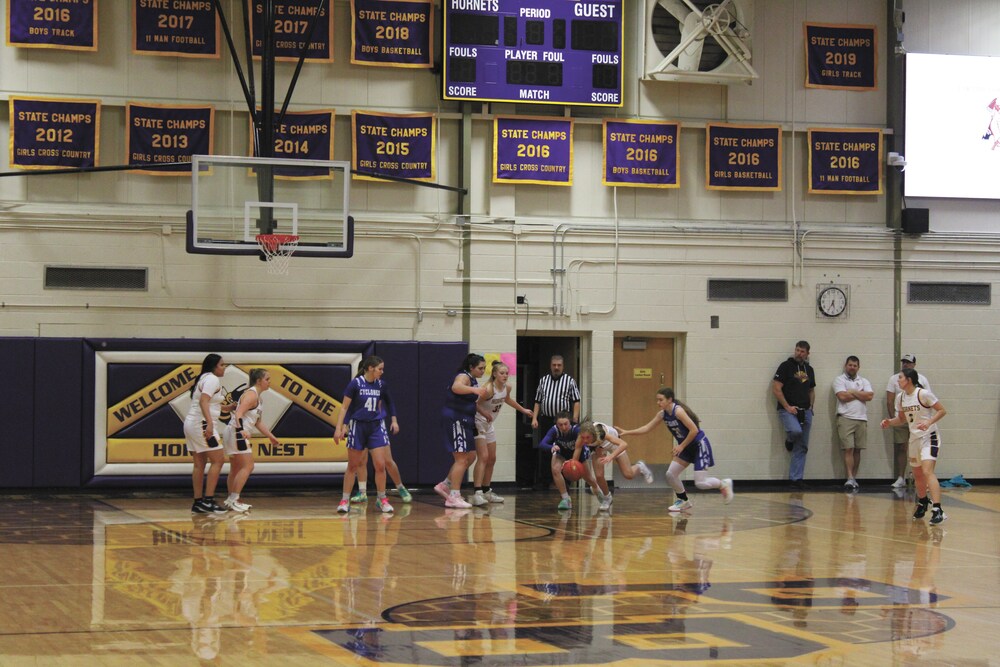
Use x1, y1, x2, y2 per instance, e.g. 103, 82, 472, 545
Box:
34, 339, 84, 487
0, 339, 36, 487
417, 342, 471, 485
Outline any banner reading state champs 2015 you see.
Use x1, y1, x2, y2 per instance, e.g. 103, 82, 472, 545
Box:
10, 97, 100, 169
494, 116, 573, 186
6, 0, 97, 50
133, 0, 220, 58
808, 128, 882, 195
706, 123, 781, 191
352, 111, 435, 181
805, 23, 877, 90
351, 0, 432, 68
249, 0, 333, 61
603, 120, 679, 188
127, 103, 214, 175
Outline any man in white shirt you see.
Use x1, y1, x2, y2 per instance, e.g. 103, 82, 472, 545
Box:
834, 356, 874, 490
885, 354, 931, 488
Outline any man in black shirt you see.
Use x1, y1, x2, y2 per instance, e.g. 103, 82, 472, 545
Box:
772, 341, 816, 488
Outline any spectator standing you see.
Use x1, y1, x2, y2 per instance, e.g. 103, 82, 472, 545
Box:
833, 356, 874, 490
886, 354, 931, 489
531, 355, 581, 490
772, 341, 816, 489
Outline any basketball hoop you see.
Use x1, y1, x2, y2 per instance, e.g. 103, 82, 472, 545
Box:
255, 234, 299, 275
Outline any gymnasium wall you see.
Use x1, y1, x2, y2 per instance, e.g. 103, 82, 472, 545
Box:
0, 0, 998, 483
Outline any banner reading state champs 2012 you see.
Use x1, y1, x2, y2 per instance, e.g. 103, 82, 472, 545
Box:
706, 123, 781, 191
133, 0, 220, 58
494, 116, 573, 186
127, 103, 214, 175
7, 0, 97, 50
804, 23, 877, 90
808, 128, 882, 195
352, 111, 435, 181
603, 120, 679, 188
351, 0, 432, 67
10, 97, 100, 169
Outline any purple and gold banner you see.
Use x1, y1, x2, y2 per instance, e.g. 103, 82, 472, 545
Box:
351, 0, 432, 68
249, 0, 332, 62
603, 120, 679, 188
9, 97, 100, 170
259, 110, 335, 178
127, 104, 214, 175
133, 0, 219, 58
706, 123, 781, 191
6, 0, 97, 50
808, 128, 882, 195
805, 23, 877, 91
352, 111, 435, 182
493, 116, 573, 186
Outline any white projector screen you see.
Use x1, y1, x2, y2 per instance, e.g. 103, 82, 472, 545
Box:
905, 52, 1000, 199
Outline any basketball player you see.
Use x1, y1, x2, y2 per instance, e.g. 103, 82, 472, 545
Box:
618, 388, 733, 513
539, 412, 604, 510
470, 360, 534, 507
347, 447, 413, 505
185, 354, 233, 514
221, 368, 279, 512
574, 421, 654, 511
434, 354, 488, 508
880, 368, 949, 525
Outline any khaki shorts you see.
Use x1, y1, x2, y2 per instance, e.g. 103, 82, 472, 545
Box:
892, 424, 909, 445
836, 415, 867, 450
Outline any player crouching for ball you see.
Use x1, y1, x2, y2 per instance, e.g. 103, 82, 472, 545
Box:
575, 420, 654, 512
539, 412, 604, 511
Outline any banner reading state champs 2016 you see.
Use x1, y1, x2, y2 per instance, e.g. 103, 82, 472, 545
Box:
10, 97, 100, 169
805, 23, 877, 90
249, 0, 332, 61
127, 104, 214, 175
351, 0, 432, 68
706, 123, 781, 191
6, 0, 97, 50
808, 128, 882, 195
603, 120, 678, 188
133, 0, 220, 58
352, 111, 435, 181
494, 116, 573, 186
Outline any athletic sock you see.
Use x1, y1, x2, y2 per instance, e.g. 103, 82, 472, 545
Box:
677, 492, 689, 501
358, 482, 367, 494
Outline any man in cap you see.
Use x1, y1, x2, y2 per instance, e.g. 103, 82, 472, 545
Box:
886, 354, 931, 488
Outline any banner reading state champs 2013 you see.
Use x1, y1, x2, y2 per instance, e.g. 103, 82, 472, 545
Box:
6, 0, 97, 50
127, 103, 214, 175
249, 0, 333, 61
494, 116, 573, 186
808, 128, 882, 195
352, 111, 435, 181
805, 23, 877, 90
10, 97, 100, 169
603, 120, 679, 188
351, 0, 432, 68
133, 0, 220, 58
706, 123, 781, 191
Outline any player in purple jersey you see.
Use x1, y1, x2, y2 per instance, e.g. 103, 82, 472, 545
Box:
539, 412, 605, 511
434, 353, 488, 509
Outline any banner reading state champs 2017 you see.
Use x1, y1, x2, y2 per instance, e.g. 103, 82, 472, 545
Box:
352, 111, 435, 181
603, 120, 679, 188
706, 123, 781, 191
127, 103, 214, 175
351, 0, 432, 67
805, 23, 877, 90
494, 116, 573, 186
6, 0, 97, 50
249, 0, 333, 61
10, 97, 100, 169
133, 0, 220, 58
808, 128, 882, 195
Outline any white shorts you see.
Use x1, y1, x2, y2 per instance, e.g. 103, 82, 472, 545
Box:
908, 430, 940, 464
474, 416, 496, 444
222, 423, 254, 456
184, 418, 225, 454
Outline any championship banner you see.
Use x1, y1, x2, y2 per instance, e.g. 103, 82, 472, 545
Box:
705, 123, 781, 191
603, 119, 679, 188
6, 0, 97, 51
96, 351, 361, 475
805, 23, 877, 91
133, 0, 220, 58
127, 103, 214, 175
352, 110, 435, 182
351, 0, 433, 68
493, 116, 573, 186
249, 0, 332, 62
261, 109, 335, 178
9, 97, 100, 170
808, 128, 882, 195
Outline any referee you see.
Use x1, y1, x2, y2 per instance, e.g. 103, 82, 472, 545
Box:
532, 355, 581, 490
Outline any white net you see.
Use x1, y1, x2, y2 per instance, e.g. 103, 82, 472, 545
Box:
255, 234, 299, 275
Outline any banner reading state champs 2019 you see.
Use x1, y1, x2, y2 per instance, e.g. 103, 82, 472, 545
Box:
352, 111, 435, 181
808, 128, 882, 195
133, 0, 220, 58
603, 120, 679, 188
6, 0, 97, 50
706, 123, 781, 191
10, 97, 100, 169
494, 116, 573, 186
804, 23, 877, 90
351, 0, 432, 67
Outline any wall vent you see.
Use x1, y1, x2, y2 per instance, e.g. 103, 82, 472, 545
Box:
45, 266, 148, 291
708, 278, 787, 301
907, 282, 990, 305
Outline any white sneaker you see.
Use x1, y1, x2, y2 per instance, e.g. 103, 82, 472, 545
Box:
378, 497, 394, 514
720, 479, 734, 505
434, 481, 451, 499
470, 492, 488, 507
336, 499, 350, 514
485, 490, 505, 503
598, 496, 613, 511
224, 498, 251, 512
668, 499, 693, 513
445, 494, 472, 509
891, 477, 906, 489
637, 460, 654, 484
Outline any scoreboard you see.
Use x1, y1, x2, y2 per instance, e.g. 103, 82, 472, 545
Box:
443, 0, 624, 107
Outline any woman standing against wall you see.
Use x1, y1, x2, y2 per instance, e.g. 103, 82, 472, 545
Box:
222, 368, 279, 512
185, 354, 231, 514
434, 353, 488, 508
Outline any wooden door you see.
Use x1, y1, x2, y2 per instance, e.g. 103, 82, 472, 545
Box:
613, 337, 674, 465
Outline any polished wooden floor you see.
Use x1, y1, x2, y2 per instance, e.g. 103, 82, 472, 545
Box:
0, 484, 997, 666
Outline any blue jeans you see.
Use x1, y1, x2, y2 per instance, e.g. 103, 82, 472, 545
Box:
779, 408, 813, 481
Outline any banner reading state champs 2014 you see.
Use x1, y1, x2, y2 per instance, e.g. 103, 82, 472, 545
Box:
808, 128, 882, 195
805, 23, 877, 90
133, 0, 220, 58
706, 123, 781, 191
10, 97, 100, 169
352, 111, 435, 181
7, 0, 97, 50
127, 103, 214, 175
603, 120, 679, 188
351, 0, 432, 68
249, 0, 333, 61
494, 116, 573, 186
267, 109, 334, 178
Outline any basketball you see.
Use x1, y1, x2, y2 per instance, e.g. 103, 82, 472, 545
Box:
562, 459, 585, 482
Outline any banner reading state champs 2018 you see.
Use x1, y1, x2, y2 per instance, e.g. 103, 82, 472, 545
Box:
804, 23, 877, 90
352, 111, 435, 181
127, 103, 214, 175
133, 0, 220, 58
249, 0, 333, 61
10, 97, 100, 169
6, 0, 97, 50
351, 0, 432, 68
603, 120, 679, 188
808, 128, 882, 195
494, 116, 573, 186
706, 123, 781, 191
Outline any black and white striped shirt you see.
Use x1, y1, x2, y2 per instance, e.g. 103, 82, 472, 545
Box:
534, 373, 581, 417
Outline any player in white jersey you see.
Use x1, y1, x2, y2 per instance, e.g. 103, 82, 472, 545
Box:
574, 421, 653, 511
470, 361, 534, 507
184, 354, 234, 514
222, 368, 280, 512
881, 368, 948, 525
